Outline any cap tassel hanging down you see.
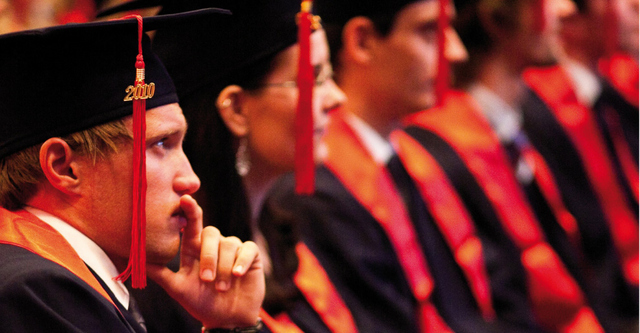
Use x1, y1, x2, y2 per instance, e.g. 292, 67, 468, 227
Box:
115, 14, 150, 289
603, 0, 618, 57
295, 0, 315, 195
435, 0, 449, 107
533, 0, 547, 33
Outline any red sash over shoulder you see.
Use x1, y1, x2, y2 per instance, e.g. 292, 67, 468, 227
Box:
405, 91, 603, 333
599, 53, 639, 199
390, 130, 495, 321
260, 309, 304, 333
260, 242, 358, 333
323, 109, 450, 332
261, 241, 358, 333
523, 66, 639, 286
294, 242, 358, 333
0, 208, 115, 306
322, 109, 496, 331
260, 242, 359, 333
599, 53, 639, 107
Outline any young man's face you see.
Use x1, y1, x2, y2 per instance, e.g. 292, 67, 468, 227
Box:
367, 0, 466, 116
507, 0, 571, 68
614, 0, 639, 57
81, 103, 201, 269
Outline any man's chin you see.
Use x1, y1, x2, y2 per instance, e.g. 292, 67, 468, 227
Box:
146, 244, 181, 267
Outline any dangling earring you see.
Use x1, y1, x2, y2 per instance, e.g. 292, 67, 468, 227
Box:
235, 137, 250, 177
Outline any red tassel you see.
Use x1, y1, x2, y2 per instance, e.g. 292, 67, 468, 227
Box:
603, 0, 619, 57
533, 0, 547, 33
295, 1, 315, 195
115, 14, 147, 289
435, 0, 449, 107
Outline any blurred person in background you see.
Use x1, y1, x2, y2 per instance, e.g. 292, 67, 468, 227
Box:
98, 0, 348, 331
521, 0, 639, 331
402, 0, 606, 331
260, 0, 564, 331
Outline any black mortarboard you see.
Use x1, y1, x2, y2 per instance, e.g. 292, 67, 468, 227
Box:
100, 0, 320, 193
0, 8, 230, 288
99, 0, 304, 99
154, 0, 304, 100
0, 8, 228, 160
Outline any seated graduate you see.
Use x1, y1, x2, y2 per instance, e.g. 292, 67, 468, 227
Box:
259, 0, 558, 331
0, 9, 265, 333
97, 0, 348, 332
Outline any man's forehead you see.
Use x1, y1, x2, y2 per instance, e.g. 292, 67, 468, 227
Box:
396, 0, 454, 25
138, 103, 188, 135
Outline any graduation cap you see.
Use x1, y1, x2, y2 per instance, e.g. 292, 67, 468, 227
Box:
0, 7, 230, 288
100, 0, 321, 194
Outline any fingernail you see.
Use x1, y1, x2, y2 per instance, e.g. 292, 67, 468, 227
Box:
215, 280, 229, 291
201, 269, 214, 281
233, 265, 243, 275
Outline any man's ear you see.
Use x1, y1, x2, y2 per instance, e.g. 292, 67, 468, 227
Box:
217, 85, 249, 137
342, 17, 380, 65
39, 138, 81, 195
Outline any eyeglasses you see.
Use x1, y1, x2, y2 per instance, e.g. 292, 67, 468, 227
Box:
261, 64, 334, 88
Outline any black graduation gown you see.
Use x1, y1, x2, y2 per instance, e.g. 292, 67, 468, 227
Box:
262, 166, 544, 333
0, 244, 144, 333
521, 88, 639, 333
592, 79, 639, 215
402, 126, 551, 333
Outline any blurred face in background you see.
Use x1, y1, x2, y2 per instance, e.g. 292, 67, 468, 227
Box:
614, 0, 639, 57
242, 29, 346, 177
367, 0, 467, 117
558, 0, 635, 61
507, 0, 575, 67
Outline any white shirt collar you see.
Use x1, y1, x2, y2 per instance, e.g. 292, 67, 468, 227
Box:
468, 84, 523, 142
343, 112, 395, 165
563, 60, 602, 107
23, 206, 130, 309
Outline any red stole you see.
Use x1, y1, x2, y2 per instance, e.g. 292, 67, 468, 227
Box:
322, 109, 499, 331
599, 53, 639, 199
260, 242, 360, 333
390, 130, 495, 320
598, 53, 639, 107
523, 66, 639, 286
260, 309, 304, 333
293, 242, 358, 333
324, 109, 450, 332
405, 91, 603, 333
0, 208, 115, 306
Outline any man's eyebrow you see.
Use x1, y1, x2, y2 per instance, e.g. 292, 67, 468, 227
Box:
419, 20, 439, 30
147, 120, 188, 140
313, 64, 324, 78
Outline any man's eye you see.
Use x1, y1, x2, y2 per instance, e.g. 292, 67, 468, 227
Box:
153, 139, 167, 149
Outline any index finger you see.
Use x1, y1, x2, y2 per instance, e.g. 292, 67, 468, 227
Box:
179, 194, 204, 252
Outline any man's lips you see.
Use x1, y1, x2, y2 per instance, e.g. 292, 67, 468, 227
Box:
171, 207, 187, 231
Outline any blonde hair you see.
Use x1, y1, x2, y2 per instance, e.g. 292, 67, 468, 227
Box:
0, 119, 132, 211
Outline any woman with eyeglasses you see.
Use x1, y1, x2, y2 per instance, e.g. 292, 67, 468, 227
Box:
101, 0, 349, 332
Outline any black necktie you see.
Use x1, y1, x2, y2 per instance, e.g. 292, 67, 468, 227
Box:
386, 153, 434, 228
85, 264, 148, 333
387, 154, 415, 211
128, 296, 147, 332
502, 131, 534, 185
